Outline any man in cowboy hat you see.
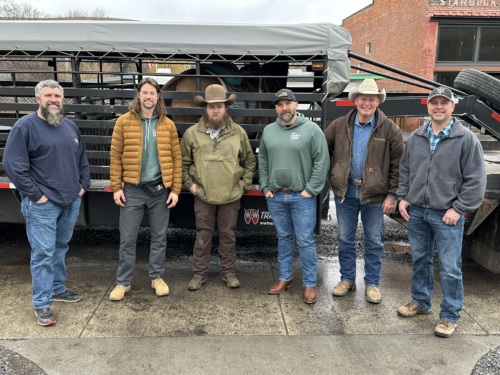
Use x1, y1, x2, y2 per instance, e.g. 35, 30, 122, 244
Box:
180, 84, 255, 291
324, 79, 404, 304
396, 87, 485, 338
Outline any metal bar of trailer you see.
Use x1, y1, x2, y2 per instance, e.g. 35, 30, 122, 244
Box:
348, 51, 468, 96
351, 65, 436, 91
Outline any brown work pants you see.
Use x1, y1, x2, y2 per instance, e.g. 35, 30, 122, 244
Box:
192, 197, 240, 276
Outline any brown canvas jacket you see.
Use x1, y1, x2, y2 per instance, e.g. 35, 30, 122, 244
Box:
324, 108, 404, 203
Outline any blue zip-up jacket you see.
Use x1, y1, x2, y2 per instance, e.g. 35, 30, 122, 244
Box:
3, 112, 90, 206
397, 118, 486, 214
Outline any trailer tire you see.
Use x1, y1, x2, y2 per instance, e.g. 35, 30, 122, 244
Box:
454, 69, 500, 109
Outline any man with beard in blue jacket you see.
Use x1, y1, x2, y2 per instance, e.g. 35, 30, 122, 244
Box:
3, 80, 90, 326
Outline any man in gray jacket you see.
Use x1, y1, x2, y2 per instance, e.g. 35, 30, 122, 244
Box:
396, 86, 486, 338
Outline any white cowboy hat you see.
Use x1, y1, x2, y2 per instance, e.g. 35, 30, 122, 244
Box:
348, 79, 386, 103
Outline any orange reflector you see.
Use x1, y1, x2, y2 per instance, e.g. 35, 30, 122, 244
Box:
481, 202, 492, 212
311, 63, 324, 71
247, 189, 264, 196
335, 100, 355, 107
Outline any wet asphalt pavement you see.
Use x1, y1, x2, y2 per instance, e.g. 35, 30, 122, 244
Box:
0, 209, 499, 374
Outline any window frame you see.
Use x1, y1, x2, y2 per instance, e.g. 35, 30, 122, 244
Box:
436, 22, 500, 65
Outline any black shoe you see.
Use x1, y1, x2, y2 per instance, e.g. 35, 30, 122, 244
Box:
53, 290, 82, 303
35, 308, 55, 326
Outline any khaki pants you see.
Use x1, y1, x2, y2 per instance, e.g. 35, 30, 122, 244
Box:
192, 197, 240, 276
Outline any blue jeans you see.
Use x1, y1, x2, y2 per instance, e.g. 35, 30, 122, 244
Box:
407, 206, 464, 323
334, 184, 384, 286
21, 196, 81, 309
266, 192, 317, 287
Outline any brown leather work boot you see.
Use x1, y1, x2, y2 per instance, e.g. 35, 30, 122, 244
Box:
303, 286, 317, 304
397, 301, 433, 318
434, 319, 457, 338
188, 274, 207, 291
222, 274, 240, 288
268, 280, 293, 295
332, 280, 356, 297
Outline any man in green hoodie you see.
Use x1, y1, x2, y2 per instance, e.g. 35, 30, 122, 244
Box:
259, 89, 330, 304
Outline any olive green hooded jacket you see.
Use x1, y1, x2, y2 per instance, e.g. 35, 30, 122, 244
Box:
180, 117, 256, 204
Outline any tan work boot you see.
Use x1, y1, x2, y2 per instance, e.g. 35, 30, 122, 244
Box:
151, 276, 169, 296
109, 285, 131, 301
222, 274, 240, 288
332, 280, 356, 297
188, 274, 207, 291
365, 286, 381, 304
434, 319, 457, 338
397, 301, 433, 318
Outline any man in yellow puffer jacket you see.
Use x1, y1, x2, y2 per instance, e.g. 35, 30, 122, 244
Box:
109, 78, 182, 301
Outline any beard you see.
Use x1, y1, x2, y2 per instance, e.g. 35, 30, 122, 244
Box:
141, 99, 156, 110
40, 104, 64, 126
203, 112, 229, 129
280, 110, 296, 123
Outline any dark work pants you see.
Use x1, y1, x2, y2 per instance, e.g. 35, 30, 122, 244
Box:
192, 197, 240, 276
116, 184, 170, 285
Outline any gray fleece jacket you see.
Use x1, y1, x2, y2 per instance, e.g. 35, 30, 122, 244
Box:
397, 118, 486, 215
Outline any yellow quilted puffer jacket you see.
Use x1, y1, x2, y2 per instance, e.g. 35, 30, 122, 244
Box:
110, 110, 182, 195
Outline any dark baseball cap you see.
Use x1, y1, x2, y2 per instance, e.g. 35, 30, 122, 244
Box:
428, 86, 454, 101
274, 89, 297, 104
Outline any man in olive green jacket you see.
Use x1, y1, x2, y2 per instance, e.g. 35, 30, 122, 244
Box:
180, 84, 256, 291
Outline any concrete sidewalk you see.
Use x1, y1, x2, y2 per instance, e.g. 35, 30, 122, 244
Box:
1, 258, 499, 374
3, 334, 500, 375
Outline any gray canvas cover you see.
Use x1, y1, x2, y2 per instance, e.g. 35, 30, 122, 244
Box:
0, 21, 352, 97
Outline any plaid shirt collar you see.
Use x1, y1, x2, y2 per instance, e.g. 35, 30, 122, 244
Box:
427, 119, 454, 154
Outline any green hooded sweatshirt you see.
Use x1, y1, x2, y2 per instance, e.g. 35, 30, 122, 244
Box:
259, 113, 329, 196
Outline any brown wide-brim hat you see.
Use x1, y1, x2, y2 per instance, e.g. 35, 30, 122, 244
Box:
194, 84, 237, 106
348, 78, 386, 103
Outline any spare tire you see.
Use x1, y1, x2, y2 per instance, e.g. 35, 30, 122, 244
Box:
454, 69, 500, 109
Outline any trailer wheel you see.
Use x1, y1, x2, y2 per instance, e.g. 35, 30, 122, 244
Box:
454, 69, 500, 109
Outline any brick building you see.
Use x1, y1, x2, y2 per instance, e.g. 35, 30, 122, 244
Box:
342, 0, 500, 93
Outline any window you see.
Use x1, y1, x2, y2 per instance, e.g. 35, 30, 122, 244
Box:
435, 72, 458, 87
479, 27, 500, 62
437, 25, 500, 63
437, 27, 476, 62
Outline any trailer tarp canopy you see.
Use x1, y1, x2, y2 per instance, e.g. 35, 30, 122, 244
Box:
0, 21, 352, 96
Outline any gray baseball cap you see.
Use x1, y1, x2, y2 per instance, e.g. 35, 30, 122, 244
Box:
274, 89, 297, 104
428, 86, 454, 101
